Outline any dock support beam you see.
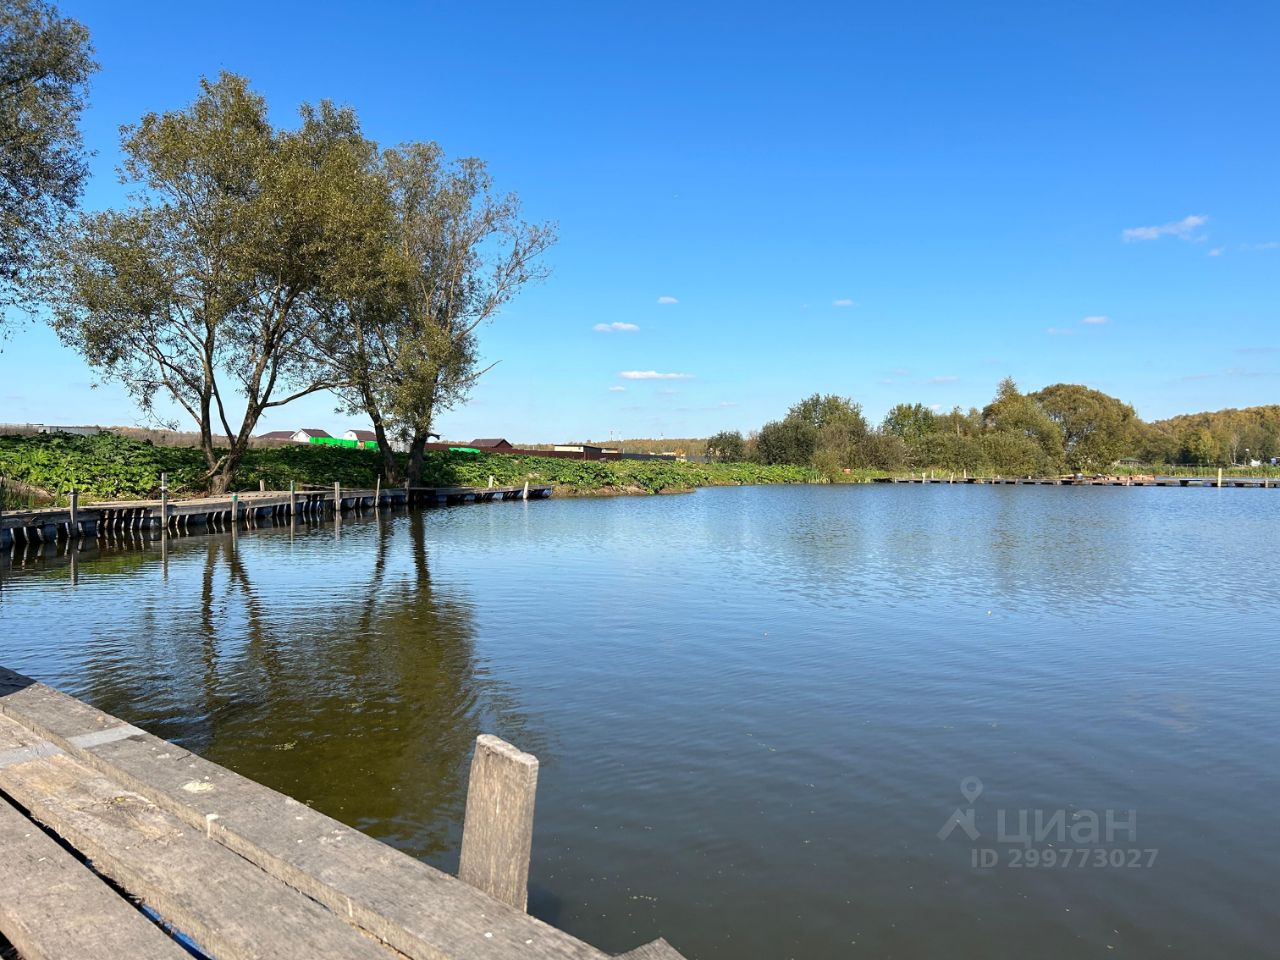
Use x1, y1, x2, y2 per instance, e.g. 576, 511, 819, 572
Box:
458, 735, 539, 912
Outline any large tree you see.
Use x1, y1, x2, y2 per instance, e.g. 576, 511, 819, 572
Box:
1031, 383, 1137, 470
43, 73, 389, 492
704, 430, 745, 463
336, 143, 556, 485
0, 0, 94, 327
981, 377, 1063, 471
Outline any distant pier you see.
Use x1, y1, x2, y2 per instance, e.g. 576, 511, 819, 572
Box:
873, 475, 1276, 488
0, 483, 553, 550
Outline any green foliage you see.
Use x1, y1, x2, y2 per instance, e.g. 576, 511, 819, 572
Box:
0, 432, 825, 503
705, 430, 745, 463
40, 73, 391, 491
1, 0, 96, 324
1031, 383, 1138, 470
882, 402, 937, 441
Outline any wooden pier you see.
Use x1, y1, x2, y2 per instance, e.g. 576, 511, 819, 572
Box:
0, 482, 554, 551
0, 667, 683, 960
872, 475, 1277, 488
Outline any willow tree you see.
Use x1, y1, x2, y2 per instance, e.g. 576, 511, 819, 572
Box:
42, 73, 389, 492
337, 143, 557, 485
1, 0, 95, 328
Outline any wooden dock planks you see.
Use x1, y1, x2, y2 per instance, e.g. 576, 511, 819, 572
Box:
0, 668, 675, 960
0, 793, 190, 960
0, 714, 399, 960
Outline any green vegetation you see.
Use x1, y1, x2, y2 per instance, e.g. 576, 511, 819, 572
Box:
720, 382, 1280, 477
0, 432, 823, 504
37, 71, 552, 492
1, 0, 95, 327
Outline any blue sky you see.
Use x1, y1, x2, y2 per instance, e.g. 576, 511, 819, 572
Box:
3, 0, 1277, 442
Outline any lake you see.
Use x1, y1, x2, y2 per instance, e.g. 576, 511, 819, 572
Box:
1, 485, 1277, 959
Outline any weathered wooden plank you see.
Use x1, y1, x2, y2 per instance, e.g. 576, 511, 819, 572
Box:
614, 939, 688, 960
458, 735, 539, 911
0, 670, 607, 960
0, 794, 189, 960
0, 716, 400, 960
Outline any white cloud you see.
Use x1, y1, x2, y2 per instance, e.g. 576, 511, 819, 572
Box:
619, 370, 694, 380
1081, 315, 1109, 325
657, 296, 678, 305
930, 375, 959, 383
593, 322, 639, 332
1121, 214, 1208, 242
1208, 247, 1224, 257
832, 298, 854, 308
609, 385, 626, 392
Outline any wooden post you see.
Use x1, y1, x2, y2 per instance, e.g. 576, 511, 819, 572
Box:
259, 479, 266, 492
1217, 468, 1223, 488
457, 735, 539, 912
69, 489, 79, 537
488, 475, 495, 488
230, 494, 239, 541
521, 480, 529, 501
333, 480, 341, 514
375, 474, 381, 510
159, 473, 169, 532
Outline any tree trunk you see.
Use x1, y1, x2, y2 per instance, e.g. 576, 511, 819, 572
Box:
199, 388, 217, 474
407, 431, 429, 487
359, 383, 400, 483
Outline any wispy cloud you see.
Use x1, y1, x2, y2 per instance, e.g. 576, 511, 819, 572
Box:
832, 298, 854, 308
657, 296, 678, 305
1050, 315, 1110, 335
619, 370, 694, 380
930, 375, 959, 384
1208, 247, 1224, 257
1242, 241, 1279, 251
609, 385, 626, 392
1121, 214, 1208, 242
593, 322, 639, 332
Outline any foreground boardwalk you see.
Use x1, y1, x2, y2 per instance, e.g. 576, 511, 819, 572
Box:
0, 668, 681, 960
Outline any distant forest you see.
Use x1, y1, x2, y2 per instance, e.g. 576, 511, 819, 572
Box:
619, 380, 1279, 476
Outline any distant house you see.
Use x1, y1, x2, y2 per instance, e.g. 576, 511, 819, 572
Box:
256, 428, 331, 444
31, 424, 103, 437
343, 429, 378, 443
554, 444, 605, 456
470, 438, 513, 451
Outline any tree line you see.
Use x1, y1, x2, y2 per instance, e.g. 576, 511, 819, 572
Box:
2, 3, 554, 492
705, 380, 1280, 475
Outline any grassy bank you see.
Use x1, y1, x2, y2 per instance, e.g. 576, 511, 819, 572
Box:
0, 432, 828, 504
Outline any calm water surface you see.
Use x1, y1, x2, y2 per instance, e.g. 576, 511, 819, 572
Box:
1, 486, 1277, 959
